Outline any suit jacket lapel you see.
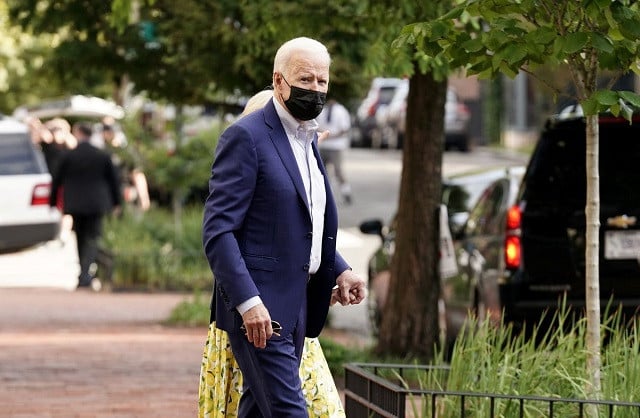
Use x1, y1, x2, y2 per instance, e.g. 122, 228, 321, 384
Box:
263, 101, 311, 212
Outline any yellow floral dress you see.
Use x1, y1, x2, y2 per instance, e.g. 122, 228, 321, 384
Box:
198, 322, 345, 418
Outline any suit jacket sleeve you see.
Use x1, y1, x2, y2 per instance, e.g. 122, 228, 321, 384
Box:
106, 156, 122, 208
202, 123, 260, 311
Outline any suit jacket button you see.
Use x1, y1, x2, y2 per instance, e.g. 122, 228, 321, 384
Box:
303, 263, 310, 271
306, 232, 313, 239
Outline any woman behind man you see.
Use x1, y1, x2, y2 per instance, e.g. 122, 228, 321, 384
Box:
198, 89, 345, 418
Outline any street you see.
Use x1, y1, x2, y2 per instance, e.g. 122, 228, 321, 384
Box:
0, 146, 528, 337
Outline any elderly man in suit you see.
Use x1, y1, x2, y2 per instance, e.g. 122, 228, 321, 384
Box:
202, 37, 366, 417
50, 122, 121, 289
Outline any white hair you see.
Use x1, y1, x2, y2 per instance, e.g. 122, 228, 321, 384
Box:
273, 37, 331, 76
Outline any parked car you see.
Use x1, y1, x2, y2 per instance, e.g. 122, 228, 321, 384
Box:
500, 110, 640, 332
375, 82, 472, 151
0, 116, 62, 253
359, 165, 525, 344
353, 77, 405, 148
443, 88, 472, 152
447, 169, 525, 336
374, 79, 409, 149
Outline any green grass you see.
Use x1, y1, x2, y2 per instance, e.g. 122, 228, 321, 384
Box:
404, 305, 640, 417
164, 291, 210, 327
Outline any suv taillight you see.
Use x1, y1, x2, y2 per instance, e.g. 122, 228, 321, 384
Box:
457, 103, 470, 117
31, 183, 51, 206
505, 205, 521, 269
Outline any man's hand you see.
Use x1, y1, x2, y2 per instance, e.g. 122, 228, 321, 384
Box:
241, 303, 276, 348
332, 270, 367, 306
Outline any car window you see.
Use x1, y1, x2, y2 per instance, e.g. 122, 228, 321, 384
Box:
0, 133, 44, 175
378, 86, 398, 106
443, 180, 495, 215
525, 120, 640, 211
464, 180, 507, 237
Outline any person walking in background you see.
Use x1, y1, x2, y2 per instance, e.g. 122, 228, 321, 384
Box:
199, 89, 345, 418
26, 116, 77, 243
202, 37, 366, 418
50, 122, 121, 290
100, 120, 151, 212
316, 98, 353, 205
41, 118, 77, 177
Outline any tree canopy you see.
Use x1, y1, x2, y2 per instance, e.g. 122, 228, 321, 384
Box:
8, 0, 385, 107
397, 0, 640, 115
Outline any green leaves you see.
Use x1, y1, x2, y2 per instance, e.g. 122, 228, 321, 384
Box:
591, 33, 614, 54
563, 32, 589, 54
594, 90, 619, 106
619, 91, 640, 108
582, 90, 640, 120
394, 0, 640, 120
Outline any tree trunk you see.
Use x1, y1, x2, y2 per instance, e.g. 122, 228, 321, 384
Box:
576, 49, 602, 413
376, 71, 446, 360
585, 112, 602, 404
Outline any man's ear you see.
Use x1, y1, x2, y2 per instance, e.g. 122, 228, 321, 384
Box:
273, 72, 282, 87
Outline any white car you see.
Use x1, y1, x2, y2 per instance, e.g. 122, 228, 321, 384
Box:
0, 116, 61, 253
353, 77, 406, 148
378, 82, 472, 151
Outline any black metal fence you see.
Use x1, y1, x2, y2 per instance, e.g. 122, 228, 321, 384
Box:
344, 363, 640, 418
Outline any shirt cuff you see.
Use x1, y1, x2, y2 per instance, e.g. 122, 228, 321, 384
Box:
236, 296, 262, 316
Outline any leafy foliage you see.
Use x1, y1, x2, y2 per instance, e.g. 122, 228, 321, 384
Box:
7, 0, 383, 107
0, 2, 70, 112
140, 123, 223, 203
397, 0, 640, 115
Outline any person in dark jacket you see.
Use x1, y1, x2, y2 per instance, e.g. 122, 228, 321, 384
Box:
50, 122, 122, 289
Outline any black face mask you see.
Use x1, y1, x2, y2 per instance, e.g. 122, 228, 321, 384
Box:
282, 77, 327, 121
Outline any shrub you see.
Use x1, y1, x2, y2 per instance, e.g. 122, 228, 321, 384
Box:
101, 205, 211, 291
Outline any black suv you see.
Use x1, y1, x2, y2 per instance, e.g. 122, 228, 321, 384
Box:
501, 111, 640, 330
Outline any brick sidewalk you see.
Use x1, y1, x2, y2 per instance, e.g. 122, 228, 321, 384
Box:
0, 288, 366, 418
0, 288, 204, 418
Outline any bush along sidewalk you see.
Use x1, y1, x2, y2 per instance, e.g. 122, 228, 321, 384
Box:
100, 205, 211, 292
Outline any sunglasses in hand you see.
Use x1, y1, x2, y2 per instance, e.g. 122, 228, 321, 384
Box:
240, 320, 282, 337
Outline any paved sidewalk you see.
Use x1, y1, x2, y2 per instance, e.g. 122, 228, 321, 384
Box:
0, 287, 365, 418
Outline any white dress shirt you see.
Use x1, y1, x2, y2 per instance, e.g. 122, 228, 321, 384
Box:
274, 99, 327, 274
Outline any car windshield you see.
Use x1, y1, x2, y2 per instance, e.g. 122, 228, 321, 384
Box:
0, 133, 43, 175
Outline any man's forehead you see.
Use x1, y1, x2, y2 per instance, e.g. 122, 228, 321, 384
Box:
289, 52, 329, 74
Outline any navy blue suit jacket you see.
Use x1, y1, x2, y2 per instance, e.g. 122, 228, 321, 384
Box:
202, 100, 349, 338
